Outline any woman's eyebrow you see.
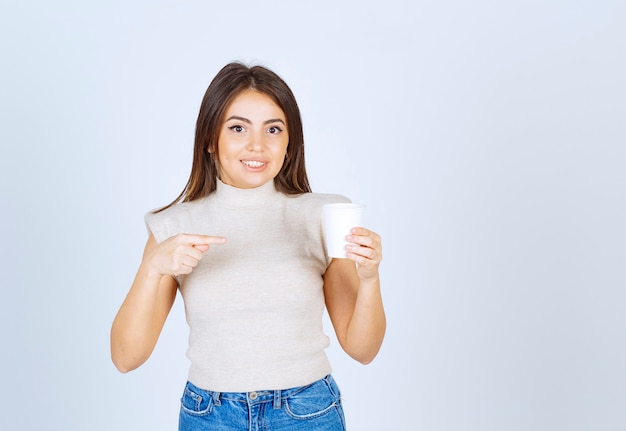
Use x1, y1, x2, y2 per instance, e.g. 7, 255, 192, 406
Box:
263, 118, 286, 125
225, 115, 251, 124
225, 115, 285, 125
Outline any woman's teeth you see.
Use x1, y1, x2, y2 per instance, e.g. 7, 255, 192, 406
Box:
242, 160, 265, 168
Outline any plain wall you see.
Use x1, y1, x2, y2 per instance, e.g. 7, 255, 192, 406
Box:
1, 1, 625, 429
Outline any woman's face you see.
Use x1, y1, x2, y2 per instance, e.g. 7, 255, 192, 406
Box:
216, 90, 289, 189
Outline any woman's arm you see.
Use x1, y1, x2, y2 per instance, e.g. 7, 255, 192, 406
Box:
110, 233, 225, 372
323, 227, 386, 364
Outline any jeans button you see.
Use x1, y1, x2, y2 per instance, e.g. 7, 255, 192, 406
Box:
249, 392, 258, 400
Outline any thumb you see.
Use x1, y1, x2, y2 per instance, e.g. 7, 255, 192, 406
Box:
194, 244, 210, 252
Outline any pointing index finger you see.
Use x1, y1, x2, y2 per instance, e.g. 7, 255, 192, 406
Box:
188, 234, 227, 246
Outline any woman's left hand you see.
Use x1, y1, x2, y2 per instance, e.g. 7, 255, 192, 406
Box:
345, 227, 383, 281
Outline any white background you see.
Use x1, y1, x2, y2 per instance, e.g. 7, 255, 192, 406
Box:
1, 1, 625, 430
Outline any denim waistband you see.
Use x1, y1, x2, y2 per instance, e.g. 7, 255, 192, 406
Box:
186, 375, 335, 409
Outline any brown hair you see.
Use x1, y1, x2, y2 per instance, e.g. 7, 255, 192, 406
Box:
156, 62, 311, 213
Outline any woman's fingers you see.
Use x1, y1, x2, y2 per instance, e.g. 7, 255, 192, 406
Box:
150, 233, 227, 276
346, 228, 382, 259
344, 228, 383, 279
185, 234, 227, 247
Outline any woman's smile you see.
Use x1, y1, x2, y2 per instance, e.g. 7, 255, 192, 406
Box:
241, 159, 268, 169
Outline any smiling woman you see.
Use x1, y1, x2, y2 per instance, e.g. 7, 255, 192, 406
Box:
110, 62, 386, 431
217, 90, 289, 189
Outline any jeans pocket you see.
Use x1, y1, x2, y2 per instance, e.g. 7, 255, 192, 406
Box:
284, 378, 340, 420
180, 382, 214, 417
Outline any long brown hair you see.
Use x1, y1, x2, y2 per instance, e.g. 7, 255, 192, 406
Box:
156, 62, 311, 213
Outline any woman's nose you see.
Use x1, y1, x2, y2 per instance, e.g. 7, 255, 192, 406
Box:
247, 131, 265, 151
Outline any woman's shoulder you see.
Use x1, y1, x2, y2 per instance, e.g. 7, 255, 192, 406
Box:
144, 197, 208, 224
144, 198, 211, 243
287, 191, 351, 206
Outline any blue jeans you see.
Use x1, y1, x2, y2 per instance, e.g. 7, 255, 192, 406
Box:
179, 375, 346, 431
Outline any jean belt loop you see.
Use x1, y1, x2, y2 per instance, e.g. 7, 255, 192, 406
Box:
211, 391, 221, 406
273, 389, 281, 410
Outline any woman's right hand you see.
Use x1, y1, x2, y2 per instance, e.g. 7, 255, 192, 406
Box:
143, 233, 227, 278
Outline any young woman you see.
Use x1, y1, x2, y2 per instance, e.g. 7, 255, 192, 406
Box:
111, 62, 386, 431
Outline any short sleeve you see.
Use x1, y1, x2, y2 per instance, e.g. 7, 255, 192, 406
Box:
294, 192, 351, 270
144, 209, 179, 244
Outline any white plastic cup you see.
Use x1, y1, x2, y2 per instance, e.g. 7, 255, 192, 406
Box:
322, 203, 365, 258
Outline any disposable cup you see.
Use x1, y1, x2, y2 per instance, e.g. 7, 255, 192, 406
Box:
322, 203, 365, 258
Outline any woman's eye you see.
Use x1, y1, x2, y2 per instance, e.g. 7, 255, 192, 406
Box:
229, 125, 245, 133
267, 126, 283, 134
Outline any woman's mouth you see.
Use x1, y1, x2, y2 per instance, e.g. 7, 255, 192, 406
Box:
241, 160, 267, 169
